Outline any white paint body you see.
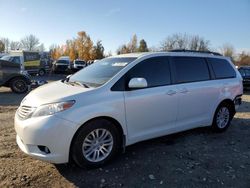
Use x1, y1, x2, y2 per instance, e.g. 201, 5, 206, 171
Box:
14, 52, 243, 164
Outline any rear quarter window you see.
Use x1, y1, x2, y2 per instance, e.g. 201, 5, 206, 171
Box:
207, 58, 236, 79
171, 56, 210, 83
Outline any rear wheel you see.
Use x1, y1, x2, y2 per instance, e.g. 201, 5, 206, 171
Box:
212, 103, 233, 132
10, 77, 29, 93
38, 69, 46, 76
71, 119, 121, 168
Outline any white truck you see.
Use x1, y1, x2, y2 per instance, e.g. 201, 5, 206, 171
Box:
0, 51, 51, 76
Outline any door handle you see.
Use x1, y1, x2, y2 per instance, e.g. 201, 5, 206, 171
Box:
179, 88, 188, 94
166, 90, 177, 96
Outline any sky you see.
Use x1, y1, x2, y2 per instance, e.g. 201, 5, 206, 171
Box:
0, 0, 249, 54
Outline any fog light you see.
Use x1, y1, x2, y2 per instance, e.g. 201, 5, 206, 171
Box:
38, 145, 51, 154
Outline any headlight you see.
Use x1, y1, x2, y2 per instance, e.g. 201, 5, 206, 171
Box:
32, 100, 75, 117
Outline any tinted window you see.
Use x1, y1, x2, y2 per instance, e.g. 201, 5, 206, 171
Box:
207, 58, 236, 79
57, 60, 69, 64
12, 57, 20, 64
238, 69, 246, 77
127, 56, 171, 88
171, 57, 210, 83
245, 69, 250, 76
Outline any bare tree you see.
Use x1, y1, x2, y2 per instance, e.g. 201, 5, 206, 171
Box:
10, 41, 21, 50
160, 33, 210, 51
38, 43, 45, 52
219, 43, 235, 61
21, 34, 40, 51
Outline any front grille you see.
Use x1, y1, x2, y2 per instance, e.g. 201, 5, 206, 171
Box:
18, 105, 36, 120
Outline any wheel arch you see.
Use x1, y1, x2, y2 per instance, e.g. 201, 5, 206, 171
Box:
215, 98, 236, 118
4, 75, 30, 87
69, 116, 126, 162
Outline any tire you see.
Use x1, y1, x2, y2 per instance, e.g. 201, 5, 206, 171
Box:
38, 69, 46, 76
71, 119, 121, 168
10, 77, 29, 94
212, 103, 233, 132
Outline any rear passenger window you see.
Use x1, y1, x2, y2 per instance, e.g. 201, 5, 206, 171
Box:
171, 57, 210, 83
127, 56, 171, 88
207, 58, 236, 79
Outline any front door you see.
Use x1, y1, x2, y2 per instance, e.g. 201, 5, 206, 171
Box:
123, 56, 179, 144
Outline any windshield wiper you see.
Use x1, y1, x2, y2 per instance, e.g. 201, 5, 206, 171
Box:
67, 81, 89, 88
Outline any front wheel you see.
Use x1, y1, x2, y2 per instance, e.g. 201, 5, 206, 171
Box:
10, 77, 29, 93
212, 103, 233, 132
71, 119, 121, 168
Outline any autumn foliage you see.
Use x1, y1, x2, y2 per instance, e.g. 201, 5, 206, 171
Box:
50, 31, 104, 61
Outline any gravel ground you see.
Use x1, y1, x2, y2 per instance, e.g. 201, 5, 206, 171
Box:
0, 75, 250, 188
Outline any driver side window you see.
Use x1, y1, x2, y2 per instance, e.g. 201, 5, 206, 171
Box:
126, 56, 171, 89
12, 57, 21, 64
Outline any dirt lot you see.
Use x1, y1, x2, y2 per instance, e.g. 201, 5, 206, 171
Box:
0, 75, 250, 188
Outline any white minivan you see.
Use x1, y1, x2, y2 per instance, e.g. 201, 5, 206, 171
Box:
15, 51, 243, 168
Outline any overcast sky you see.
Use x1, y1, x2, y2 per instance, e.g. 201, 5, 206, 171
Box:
0, 0, 249, 54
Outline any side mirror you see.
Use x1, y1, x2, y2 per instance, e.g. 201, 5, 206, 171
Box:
128, 78, 148, 89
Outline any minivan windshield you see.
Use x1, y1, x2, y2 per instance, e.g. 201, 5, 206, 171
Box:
68, 57, 136, 88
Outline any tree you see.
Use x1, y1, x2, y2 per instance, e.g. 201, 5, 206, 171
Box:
117, 44, 129, 54
91, 40, 105, 59
76, 31, 93, 61
236, 51, 250, 66
49, 44, 62, 60
68, 40, 78, 61
117, 34, 149, 54
127, 34, 138, 53
138, 39, 149, 52
160, 33, 210, 51
0, 40, 4, 52
21, 34, 40, 51
38, 43, 45, 52
220, 43, 235, 61
1, 38, 10, 52
10, 41, 21, 50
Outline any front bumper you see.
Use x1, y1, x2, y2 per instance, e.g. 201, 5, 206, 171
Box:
14, 112, 77, 164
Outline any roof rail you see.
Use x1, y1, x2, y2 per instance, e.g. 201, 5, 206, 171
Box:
169, 49, 222, 56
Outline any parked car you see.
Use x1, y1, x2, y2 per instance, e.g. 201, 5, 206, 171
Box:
72, 60, 87, 71
238, 66, 250, 89
52, 56, 70, 73
0, 59, 31, 93
1, 51, 50, 76
15, 51, 243, 168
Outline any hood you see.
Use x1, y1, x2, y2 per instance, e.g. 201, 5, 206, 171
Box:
21, 81, 93, 107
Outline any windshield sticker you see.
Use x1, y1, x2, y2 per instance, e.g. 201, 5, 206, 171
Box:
112, 62, 128, 67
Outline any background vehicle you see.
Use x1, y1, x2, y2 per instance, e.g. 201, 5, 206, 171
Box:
238, 66, 250, 89
72, 60, 87, 71
0, 59, 31, 93
15, 51, 243, 168
52, 56, 70, 73
1, 51, 50, 76
0, 53, 7, 58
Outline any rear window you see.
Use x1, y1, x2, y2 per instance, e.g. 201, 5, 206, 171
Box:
207, 58, 236, 79
171, 57, 210, 83
57, 60, 69, 64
